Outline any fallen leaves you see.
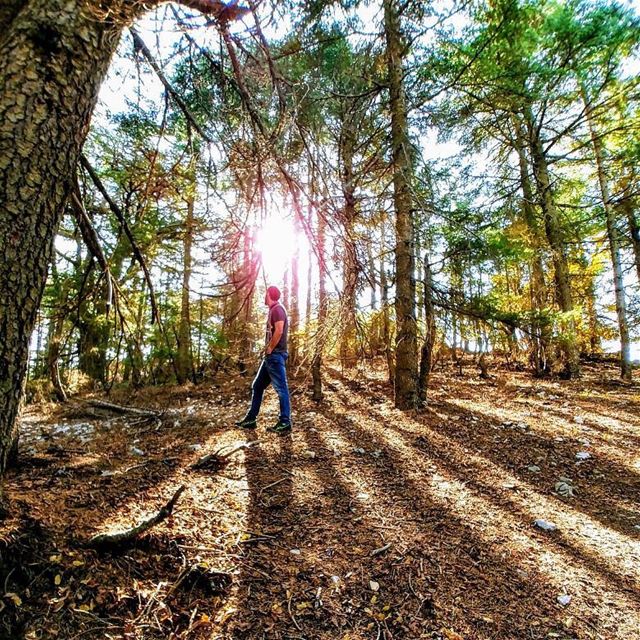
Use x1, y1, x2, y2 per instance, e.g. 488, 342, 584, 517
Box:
4, 363, 640, 639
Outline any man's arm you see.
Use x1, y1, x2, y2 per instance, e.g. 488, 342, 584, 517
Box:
266, 320, 284, 354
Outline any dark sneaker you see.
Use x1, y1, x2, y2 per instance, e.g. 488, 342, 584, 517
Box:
268, 421, 292, 435
235, 416, 257, 429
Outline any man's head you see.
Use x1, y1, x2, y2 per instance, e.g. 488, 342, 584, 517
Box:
265, 285, 281, 306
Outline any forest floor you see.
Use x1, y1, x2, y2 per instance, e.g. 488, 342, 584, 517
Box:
1, 360, 640, 640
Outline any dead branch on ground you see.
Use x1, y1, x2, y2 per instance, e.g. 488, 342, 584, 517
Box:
190, 440, 258, 470
87, 485, 185, 549
86, 399, 160, 417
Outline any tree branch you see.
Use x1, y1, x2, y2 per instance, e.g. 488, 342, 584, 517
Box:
130, 27, 213, 143
80, 154, 161, 324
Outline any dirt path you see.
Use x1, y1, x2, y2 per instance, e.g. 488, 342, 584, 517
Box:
2, 362, 639, 639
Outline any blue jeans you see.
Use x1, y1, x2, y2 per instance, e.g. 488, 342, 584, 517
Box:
247, 352, 291, 424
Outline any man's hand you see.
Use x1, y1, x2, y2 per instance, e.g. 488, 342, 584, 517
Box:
265, 320, 284, 356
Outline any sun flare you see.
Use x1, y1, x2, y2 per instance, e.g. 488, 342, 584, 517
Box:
255, 213, 311, 289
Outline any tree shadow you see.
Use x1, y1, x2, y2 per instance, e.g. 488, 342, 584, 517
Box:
430, 396, 640, 539
330, 367, 640, 541
323, 377, 640, 611
295, 404, 593, 638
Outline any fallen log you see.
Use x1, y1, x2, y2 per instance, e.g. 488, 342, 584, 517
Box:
87, 485, 185, 549
190, 441, 258, 470
87, 399, 159, 417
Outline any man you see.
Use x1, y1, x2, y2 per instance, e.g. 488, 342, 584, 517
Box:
235, 285, 292, 434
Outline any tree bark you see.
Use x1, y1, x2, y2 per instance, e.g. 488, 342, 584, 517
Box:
47, 310, 68, 403
0, 0, 242, 474
624, 199, 640, 285
0, 0, 125, 471
619, 171, 640, 286
384, 0, 418, 409
582, 87, 631, 380
380, 246, 395, 385
289, 205, 301, 368
367, 238, 377, 311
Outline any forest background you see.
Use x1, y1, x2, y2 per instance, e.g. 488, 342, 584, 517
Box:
6, 0, 640, 451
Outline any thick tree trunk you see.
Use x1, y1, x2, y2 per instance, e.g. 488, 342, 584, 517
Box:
176, 191, 195, 384
582, 88, 631, 380
384, 0, 418, 409
0, 0, 126, 471
525, 107, 580, 378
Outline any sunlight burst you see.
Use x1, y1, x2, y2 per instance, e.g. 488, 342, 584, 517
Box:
256, 213, 311, 290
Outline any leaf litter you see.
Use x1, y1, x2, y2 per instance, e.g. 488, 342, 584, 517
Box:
1, 361, 640, 639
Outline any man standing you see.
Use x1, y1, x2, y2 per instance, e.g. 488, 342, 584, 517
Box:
236, 286, 292, 434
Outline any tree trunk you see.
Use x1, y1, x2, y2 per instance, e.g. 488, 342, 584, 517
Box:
525, 107, 580, 378
339, 119, 359, 368
0, 0, 127, 471
624, 199, 640, 285
368, 238, 377, 311
619, 171, 640, 286
47, 311, 68, 403
312, 204, 328, 401
289, 209, 301, 368
583, 270, 600, 355
176, 189, 195, 384
512, 114, 549, 375
417, 256, 436, 405
384, 0, 418, 409
582, 88, 631, 380
380, 243, 395, 385
78, 295, 109, 384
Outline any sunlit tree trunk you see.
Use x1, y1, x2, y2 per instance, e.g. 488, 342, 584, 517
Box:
512, 114, 549, 375
525, 107, 579, 378
582, 88, 631, 380
384, 0, 417, 408
289, 208, 301, 368
282, 267, 289, 309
